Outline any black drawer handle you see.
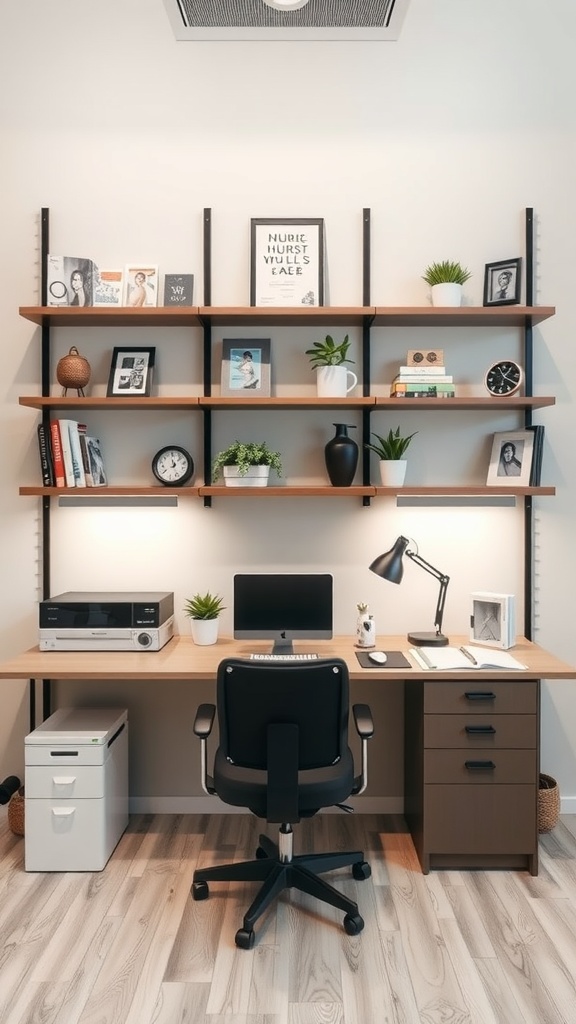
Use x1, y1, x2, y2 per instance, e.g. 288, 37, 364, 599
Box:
465, 760, 496, 771
464, 691, 496, 701
465, 724, 496, 734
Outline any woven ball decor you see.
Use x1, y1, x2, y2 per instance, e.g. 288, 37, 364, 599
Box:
56, 346, 91, 395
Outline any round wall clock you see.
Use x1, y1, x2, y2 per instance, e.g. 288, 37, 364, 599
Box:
484, 359, 523, 397
152, 446, 194, 486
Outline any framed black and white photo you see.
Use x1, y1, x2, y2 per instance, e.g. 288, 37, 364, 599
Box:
221, 339, 271, 397
483, 258, 522, 306
107, 347, 156, 397
250, 218, 324, 307
124, 265, 159, 308
470, 592, 515, 650
163, 274, 194, 306
486, 429, 534, 486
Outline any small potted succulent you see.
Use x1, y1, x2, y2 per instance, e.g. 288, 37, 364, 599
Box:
365, 427, 418, 487
305, 334, 358, 396
184, 591, 226, 646
212, 440, 283, 487
422, 260, 471, 307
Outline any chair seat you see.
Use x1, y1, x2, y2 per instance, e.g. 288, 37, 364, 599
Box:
214, 747, 355, 818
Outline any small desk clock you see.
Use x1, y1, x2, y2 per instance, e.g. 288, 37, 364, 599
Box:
484, 359, 523, 397
152, 445, 194, 486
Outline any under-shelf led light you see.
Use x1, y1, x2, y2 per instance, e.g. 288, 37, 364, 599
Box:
262, 0, 311, 10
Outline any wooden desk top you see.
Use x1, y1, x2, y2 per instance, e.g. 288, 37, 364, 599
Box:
0, 636, 573, 682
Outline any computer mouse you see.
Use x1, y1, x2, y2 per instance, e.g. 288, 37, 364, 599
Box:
368, 650, 387, 664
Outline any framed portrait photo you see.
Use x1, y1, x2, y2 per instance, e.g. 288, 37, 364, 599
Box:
124, 265, 159, 308
483, 257, 522, 306
107, 347, 156, 397
250, 218, 324, 307
221, 339, 271, 397
486, 429, 534, 486
470, 592, 515, 650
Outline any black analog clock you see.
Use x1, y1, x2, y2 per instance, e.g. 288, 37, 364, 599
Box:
152, 446, 194, 486
484, 359, 523, 397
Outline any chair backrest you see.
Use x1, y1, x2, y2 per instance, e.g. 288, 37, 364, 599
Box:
216, 658, 350, 771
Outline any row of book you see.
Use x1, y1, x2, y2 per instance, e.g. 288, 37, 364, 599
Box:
37, 420, 107, 488
390, 363, 455, 399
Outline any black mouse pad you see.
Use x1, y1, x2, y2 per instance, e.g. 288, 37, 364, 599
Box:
355, 650, 412, 669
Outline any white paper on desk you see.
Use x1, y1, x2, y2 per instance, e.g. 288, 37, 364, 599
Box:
409, 645, 527, 671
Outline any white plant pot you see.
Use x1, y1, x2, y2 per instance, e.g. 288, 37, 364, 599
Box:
316, 365, 358, 397
190, 618, 219, 646
431, 282, 463, 307
379, 460, 407, 487
223, 465, 270, 487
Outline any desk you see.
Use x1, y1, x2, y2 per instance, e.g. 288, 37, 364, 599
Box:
0, 635, 573, 874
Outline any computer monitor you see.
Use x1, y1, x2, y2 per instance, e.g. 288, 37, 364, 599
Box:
233, 572, 333, 654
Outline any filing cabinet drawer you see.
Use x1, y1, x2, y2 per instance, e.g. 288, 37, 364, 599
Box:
424, 714, 537, 749
423, 680, 538, 715
424, 784, 536, 854
424, 748, 537, 784
26, 764, 107, 799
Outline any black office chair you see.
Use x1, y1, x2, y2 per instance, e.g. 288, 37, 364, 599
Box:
191, 657, 374, 949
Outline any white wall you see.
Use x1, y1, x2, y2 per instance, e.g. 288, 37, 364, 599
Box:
1, 0, 575, 806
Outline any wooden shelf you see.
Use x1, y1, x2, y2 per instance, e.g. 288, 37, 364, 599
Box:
371, 306, 556, 327
19, 396, 201, 411
19, 485, 202, 497
373, 396, 555, 410
199, 486, 375, 497
198, 396, 375, 409
18, 306, 203, 328
19, 483, 555, 499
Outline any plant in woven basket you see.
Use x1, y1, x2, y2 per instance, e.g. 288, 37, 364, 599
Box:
8, 786, 25, 836
56, 346, 91, 397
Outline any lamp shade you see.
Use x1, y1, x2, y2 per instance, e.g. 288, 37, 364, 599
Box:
369, 535, 409, 584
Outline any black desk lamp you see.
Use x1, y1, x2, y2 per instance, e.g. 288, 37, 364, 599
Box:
369, 535, 450, 647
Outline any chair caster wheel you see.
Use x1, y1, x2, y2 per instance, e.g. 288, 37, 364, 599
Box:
235, 927, 255, 949
344, 913, 364, 936
352, 860, 371, 881
192, 880, 209, 900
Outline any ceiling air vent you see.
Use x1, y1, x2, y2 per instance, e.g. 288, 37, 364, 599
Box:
162, 0, 410, 40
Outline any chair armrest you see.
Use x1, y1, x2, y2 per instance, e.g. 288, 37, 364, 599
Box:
194, 703, 215, 738
353, 703, 374, 740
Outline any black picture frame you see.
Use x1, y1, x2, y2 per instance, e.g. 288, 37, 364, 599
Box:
106, 347, 155, 397
483, 258, 522, 306
250, 217, 324, 307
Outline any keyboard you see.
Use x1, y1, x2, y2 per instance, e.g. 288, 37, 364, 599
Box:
249, 653, 320, 661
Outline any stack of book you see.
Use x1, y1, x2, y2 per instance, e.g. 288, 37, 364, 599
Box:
37, 420, 107, 488
390, 363, 455, 399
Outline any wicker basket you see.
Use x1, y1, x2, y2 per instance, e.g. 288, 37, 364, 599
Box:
7, 786, 24, 836
538, 773, 560, 833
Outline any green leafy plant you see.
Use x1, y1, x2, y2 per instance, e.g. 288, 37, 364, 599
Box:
305, 334, 354, 368
184, 592, 226, 620
422, 260, 472, 286
365, 427, 418, 461
212, 440, 283, 480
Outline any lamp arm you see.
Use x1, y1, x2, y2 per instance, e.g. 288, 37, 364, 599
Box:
406, 549, 450, 635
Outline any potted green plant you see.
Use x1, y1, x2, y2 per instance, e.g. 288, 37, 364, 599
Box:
184, 591, 226, 646
365, 427, 418, 487
212, 440, 283, 487
422, 260, 472, 308
305, 335, 358, 397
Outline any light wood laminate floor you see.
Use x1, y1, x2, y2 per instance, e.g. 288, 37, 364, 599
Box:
2, 810, 576, 1024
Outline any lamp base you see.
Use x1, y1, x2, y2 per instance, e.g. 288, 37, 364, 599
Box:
407, 630, 449, 647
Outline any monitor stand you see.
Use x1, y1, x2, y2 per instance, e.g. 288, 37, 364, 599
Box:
271, 638, 294, 655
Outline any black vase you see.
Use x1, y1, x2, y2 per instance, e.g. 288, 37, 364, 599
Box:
324, 423, 358, 487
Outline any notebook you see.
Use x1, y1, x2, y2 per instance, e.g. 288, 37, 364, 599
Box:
410, 645, 527, 671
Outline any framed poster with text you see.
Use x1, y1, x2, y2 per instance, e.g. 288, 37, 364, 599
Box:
250, 218, 324, 307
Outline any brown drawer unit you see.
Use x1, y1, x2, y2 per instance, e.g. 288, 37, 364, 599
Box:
405, 678, 540, 874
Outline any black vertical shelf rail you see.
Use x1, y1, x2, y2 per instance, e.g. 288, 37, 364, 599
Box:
40, 207, 52, 722
361, 208, 372, 506
202, 208, 213, 507
524, 207, 535, 640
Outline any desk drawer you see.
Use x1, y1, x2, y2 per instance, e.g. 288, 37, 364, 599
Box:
424, 714, 537, 749
423, 680, 538, 715
26, 764, 107, 799
424, 784, 536, 854
424, 748, 537, 784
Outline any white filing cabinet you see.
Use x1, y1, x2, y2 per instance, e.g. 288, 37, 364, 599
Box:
25, 707, 129, 871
